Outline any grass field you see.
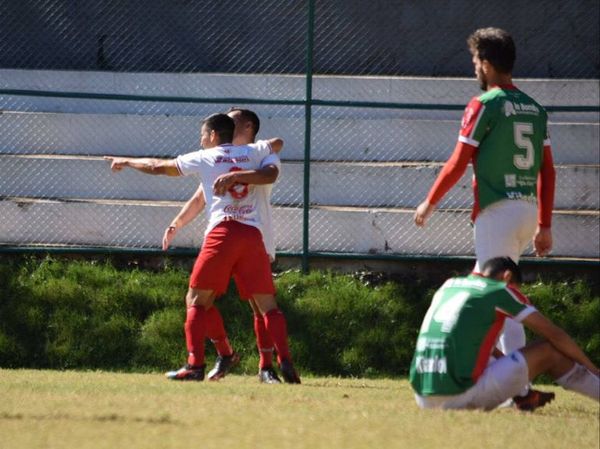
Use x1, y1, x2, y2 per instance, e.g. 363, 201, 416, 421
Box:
0, 369, 598, 449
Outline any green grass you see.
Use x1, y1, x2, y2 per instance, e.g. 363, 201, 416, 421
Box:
0, 369, 598, 449
1, 256, 599, 376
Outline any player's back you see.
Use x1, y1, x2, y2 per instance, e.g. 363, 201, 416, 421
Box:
410, 275, 523, 395
474, 86, 548, 209
176, 141, 273, 235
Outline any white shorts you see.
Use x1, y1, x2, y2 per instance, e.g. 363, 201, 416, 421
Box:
414, 351, 529, 410
473, 199, 538, 272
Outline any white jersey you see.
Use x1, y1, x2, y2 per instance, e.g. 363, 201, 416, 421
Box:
256, 153, 281, 261
175, 140, 276, 255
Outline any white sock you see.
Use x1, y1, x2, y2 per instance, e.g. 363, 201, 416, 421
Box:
555, 363, 600, 401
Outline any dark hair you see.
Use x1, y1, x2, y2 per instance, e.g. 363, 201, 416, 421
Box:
481, 257, 523, 284
228, 107, 260, 137
202, 113, 235, 144
467, 27, 516, 74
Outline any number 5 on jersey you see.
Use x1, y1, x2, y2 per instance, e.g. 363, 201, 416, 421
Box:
513, 122, 535, 170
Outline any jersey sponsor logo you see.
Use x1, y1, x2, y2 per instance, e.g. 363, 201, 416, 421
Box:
414, 356, 447, 374
446, 277, 487, 290
215, 155, 250, 164
504, 174, 517, 187
223, 204, 255, 221
223, 204, 254, 215
504, 100, 539, 117
504, 173, 537, 189
505, 191, 536, 201
416, 337, 445, 351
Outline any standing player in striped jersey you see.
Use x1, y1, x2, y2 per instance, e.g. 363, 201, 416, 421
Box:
410, 257, 599, 411
105, 113, 300, 383
413, 28, 556, 379
162, 108, 285, 384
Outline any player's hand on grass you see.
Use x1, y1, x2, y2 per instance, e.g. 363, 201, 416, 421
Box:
104, 156, 128, 172
533, 226, 552, 256
162, 225, 177, 250
414, 200, 435, 227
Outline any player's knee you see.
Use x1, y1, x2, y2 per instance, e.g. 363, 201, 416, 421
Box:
536, 340, 564, 370
186, 288, 214, 308
252, 294, 278, 314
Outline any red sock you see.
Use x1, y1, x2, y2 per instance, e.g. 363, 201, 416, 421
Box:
263, 308, 291, 364
254, 313, 274, 369
184, 306, 207, 367
204, 306, 233, 357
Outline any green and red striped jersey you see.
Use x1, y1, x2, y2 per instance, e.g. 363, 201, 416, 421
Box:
409, 274, 536, 396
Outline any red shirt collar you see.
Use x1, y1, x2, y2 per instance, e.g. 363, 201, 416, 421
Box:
490, 83, 517, 90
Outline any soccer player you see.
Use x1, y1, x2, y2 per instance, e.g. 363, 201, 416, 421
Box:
105, 113, 301, 383
162, 108, 284, 383
414, 28, 556, 364
410, 257, 599, 411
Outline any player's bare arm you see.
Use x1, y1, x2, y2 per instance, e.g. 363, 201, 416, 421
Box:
163, 185, 207, 250
213, 164, 280, 196
523, 311, 599, 375
267, 137, 283, 153
104, 156, 180, 176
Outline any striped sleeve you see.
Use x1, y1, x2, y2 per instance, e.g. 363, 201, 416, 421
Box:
458, 97, 487, 147
495, 286, 537, 322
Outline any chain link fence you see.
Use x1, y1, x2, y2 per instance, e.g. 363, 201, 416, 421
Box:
0, 0, 599, 265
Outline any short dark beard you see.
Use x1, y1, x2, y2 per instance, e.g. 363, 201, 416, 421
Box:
477, 67, 487, 91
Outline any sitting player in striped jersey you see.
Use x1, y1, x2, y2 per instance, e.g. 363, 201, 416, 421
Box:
410, 257, 598, 411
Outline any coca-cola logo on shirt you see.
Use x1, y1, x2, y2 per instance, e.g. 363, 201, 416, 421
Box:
224, 204, 254, 214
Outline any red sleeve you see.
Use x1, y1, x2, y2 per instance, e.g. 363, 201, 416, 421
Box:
538, 145, 556, 227
459, 97, 484, 144
426, 141, 476, 205
507, 284, 532, 306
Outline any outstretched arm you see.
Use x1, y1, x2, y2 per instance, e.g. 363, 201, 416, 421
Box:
163, 184, 206, 250
523, 312, 599, 375
104, 156, 180, 176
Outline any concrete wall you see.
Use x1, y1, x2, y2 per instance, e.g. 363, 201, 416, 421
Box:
0, 1, 598, 78
0, 70, 598, 258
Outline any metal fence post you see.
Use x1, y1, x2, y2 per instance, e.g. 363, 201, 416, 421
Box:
302, 0, 316, 274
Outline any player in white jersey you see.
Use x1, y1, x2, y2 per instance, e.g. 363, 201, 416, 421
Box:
162, 108, 284, 383
105, 113, 300, 383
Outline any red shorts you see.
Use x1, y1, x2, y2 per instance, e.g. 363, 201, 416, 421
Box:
189, 220, 275, 299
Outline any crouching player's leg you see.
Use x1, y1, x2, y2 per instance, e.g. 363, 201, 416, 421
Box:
415, 342, 599, 411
